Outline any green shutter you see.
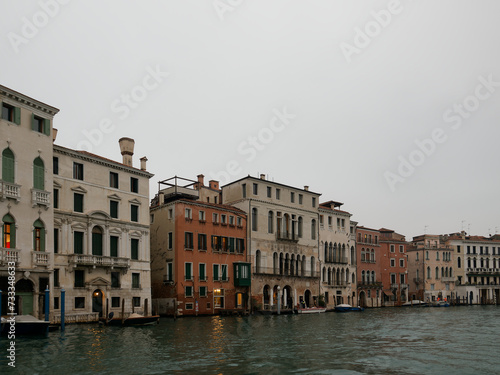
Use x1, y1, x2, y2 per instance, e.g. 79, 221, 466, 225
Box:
74, 232, 83, 254
168, 262, 173, 281
33, 157, 44, 190
185, 263, 191, 280
213, 264, 219, 281
2, 148, 15, 183
92, 232, 102, 256
14, 107, 21, 125
223, 265, 227, 280
40, 228, 45, 252
200, 264, 205, 280
31, 113, 36, 131
110, 236, 118, 257
229, 238, 235, 253
43, 119, 50, 136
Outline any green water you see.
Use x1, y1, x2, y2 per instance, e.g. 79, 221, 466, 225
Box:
1, 306, 498, 374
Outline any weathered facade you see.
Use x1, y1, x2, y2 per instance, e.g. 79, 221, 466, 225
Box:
356, 226, 382, 307
379, 228, 408, 306
222, 174, 321, 310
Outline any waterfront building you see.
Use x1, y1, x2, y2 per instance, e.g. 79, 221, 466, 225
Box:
0, 85, 58, 318
445, 232, 500, 304
318, 200, 356, 307
407, 234, 455, 303
150, 176, 250, 316
53, 138, 153, 321
378, 228, 408, 306
221, 174, 321, 310
356, 226, 382, 307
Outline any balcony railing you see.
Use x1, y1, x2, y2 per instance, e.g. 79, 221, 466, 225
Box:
276, 232, 298, 242
442, 277, 454, 283
31, 188, 50, 207
253, 266, 317, 278
357, 281, 383, 288
32, 251, 50, 267
0, 181, 21, 201
466, 268, 500, 274
324, 257, 348, 264
71, 254, 130, 268
0, 248, 20, 266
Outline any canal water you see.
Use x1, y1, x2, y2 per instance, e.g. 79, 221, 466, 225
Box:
1, 306, 498, 374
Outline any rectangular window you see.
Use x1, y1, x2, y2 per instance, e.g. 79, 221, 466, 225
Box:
399, 245, 404, 253
221, 215, 227, 225
111, 272, 120, 288
276, 189, 280, 200
185, 232, 194, 249
54, 297, 59, 310
133, 297, 141, 307
185, 286, 193, 298
252, 183, 258, 195
213, 264, 219, 281
390, 245, 395, 253
75, 297, 85, 309
457, 245, 461, 253
199, 263, 207, 281
198, 234, 207, 251
2, 103, 20, 124
73, 162, 84, 180
110, 236, 119, 257
328, 216, 332, 227
237, 217, 242, 227
299, 194, 303, 204
221, 264, 228, 281
391, 273, 396, 284
54, 269, 60, 287
54, 228, 59, 254
168, 209, 173, 219
212, 213, 219, 224
131, 204, 139, 222
229, 237, 235, 253
131, 238, 139, 260
132, 273, 140, 288
110, 200, 119, 219
242, 184, 246, 198
185, 303, 194, 310
400, 273, 405, 284
166, 262, 173, 282
168, 232, 173, 249
53, 157, 59, 175
109, 172, 119, 188
53, 188, 59, 209
236, 238, 245, 253
312, 197, 316, 208
74, 270, 84, 288
436, 252, 440, 260
185, 263, 193, 281
111, 297, 120, 308
74, 231, 84, 254
200, 286, 207, 297
130, 177, 139, 193
74, 193, 84, 213
185, 208, 192, 219
399, 259, 404, 267
390, 258, 395, 267
199, 210, 206, 221
267, 186, 271, 198
32, 114, 50, 135
229, 216, 235, 226
290, 192, 295, 203
214, 288, 224, 308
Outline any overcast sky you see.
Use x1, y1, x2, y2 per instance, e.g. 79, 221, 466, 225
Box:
2, 0, 499, 239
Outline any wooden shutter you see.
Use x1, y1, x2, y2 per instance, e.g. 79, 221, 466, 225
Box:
213, 264, 219, 281
229, 238, 235, 253
2, 148, 15, 183
14, 107, 21, 125
43, 119, 50, 135
31, 113, 37, 131
33, 158, 44, 190
40, 228, 45, 252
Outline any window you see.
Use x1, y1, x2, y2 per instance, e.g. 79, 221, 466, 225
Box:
110, 236, 119, 257
328, 216, 332, 228
92, 226, 103, 256
185, 208, 192, 220
298, 217, 303, 238
2, 214, 16, 249
399, 245, 404, 253
311, 219, 316, 240
111, 272, 120, 288
185, 263, 193, 281
168, 209, 173, 219
109, 200, 119, 219
213, 264, 220, 281
435, 267, 439, 279
199, 263, 206, 281
276, 189, 280, 200
390, 258, 395, 267
54, 269, 60, 287
73, 162, 84, 180
199, 210, 206, 222
185, 232, 194, 249
111, 297, 120, 308
74, 231, 84, 254
130, 177, 139, 193
399, 259, 404, 267
416, 252, 419, 261
200, 286, 207, 297
2, 103, 20, 124
252, 183, 258, 195
390, 245, 395, 253
221, 214, 227, 225
131, 204, 138, 222
185, 286, 193, 298
214, 288, 224, 308
236, 238, 245, 253
185, 303, 194, 310
53, 228, 59, 253
457, 245, 461, 253
109, 172, 119, 188
268, 211, 274, 233
436, 252, 440, 260
52, 156, 59, 175
166, 262, 173, 282
2, 148, 15, 183
133, 297, 141, 307
312, 197, 316, 208
168, 232, 173, 249
198, 234, 207, 251
290, 192, 295, 203
74, 193, 84, 212
242, 183, 246, 198
33, 157, 44, 190
237, 217, 242, 227
212, 213, 219, 224
229, 216, 235, 226
427, 267, 431, 279
426, 251, 429, 260
32, 114, 50, 135
33, 219, 45, 252
74, 270, 84, 288
299, 194, 303, 204
132, 273, 140, 288
221, 264, 228, 281
251, 208, 258, 231
53, 188, 59, 209
75, 297, 85, 309
54, 297, 59, 309
319, 215, 324, 227
131, 238, 139, 260
390, 273, 396, 284
267, 186, 272, 198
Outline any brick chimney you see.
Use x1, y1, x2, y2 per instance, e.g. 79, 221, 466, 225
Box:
119, 137, 135, 167
304, 186, 309, 191
260, 174, 266, 180
209, 180, 219, 190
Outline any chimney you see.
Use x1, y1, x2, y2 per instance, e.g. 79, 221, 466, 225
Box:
52, 128, 58, 143
197, 174, 205, 186
119, 137, 135, 167
304, 186, 309, 191
260, 174, 266, 180
209, 180, 219, 190
140, 157, 148, 171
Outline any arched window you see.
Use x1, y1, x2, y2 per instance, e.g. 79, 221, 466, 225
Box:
324, 242, 328, 262
310, 256, 315, 277
2, 213, 16, 248
458, 257, 461, 268
2, 148, 15, 183
251, 208, 258, 231
450, 267, 453, 277
362, 270, 365, 283
427, 266, 431, 279
441, 267, 444, 278
311, 219, 316, 240
371, 271, 375, 283
92, 226, 103, 256
33, 219, 45, 252
361, 248, 365, 261
435, 267, 439, 279
351, 272, 355, 284
33, 157, 44, 190
267, 211, 273, 233
298, 217, 303, 238
256, 250, 261, 273
322, 266, 326, 282
273, 252, 278, 274
371, 249, 375, 262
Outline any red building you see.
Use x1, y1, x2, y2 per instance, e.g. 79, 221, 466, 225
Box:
356, 226, 382, 307
150, 176, 251, 316
379, 228, 408, 306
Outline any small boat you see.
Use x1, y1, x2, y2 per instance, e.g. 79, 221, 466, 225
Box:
1, 315, 50, 336
431, 301, 450, 307
401, 300, 429, 307
296, 307, 326, 314
334, 304, 364, 312
105, 312, 160, 326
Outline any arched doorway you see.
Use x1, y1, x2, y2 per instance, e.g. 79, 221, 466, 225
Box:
92, 289, 104, 317
359, 291, 367, 308
15, 279, 34, 315
304, 289, 311, 308
263, 285, 271, 309
283, 285, 293, 309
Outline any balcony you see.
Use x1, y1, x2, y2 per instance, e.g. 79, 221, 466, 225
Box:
253, 266, 317, 279
442, 277, 454, 283
71, 254, 130, 269
31, 188, 50, 208
32, 251, 50, 267
391, 283, 399, 289
401, 283, 409, 289
276, 231, 298, 242
0, 248, 20, 266
466, 268, 500, 275
0, 181, 21, 201
357, 281, 383, 288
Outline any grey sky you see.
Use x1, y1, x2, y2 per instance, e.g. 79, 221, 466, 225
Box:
2, 0, 499, 239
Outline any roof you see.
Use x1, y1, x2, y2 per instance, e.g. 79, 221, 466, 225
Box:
153, 198, 247, 215
221, 175, 321, 196
356, 226, 381, 233
0, 84, 59, 114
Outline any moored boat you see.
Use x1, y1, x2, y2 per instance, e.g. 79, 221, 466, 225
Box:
296, 307, 326, 314
105, 313, 160, 326
334, 304, 364, 312
1, 315, 50, 336
401, 300, 429, 307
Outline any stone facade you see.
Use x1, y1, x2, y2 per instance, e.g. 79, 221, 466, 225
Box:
379, 228, 408, 306
356, 226, 382, 307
